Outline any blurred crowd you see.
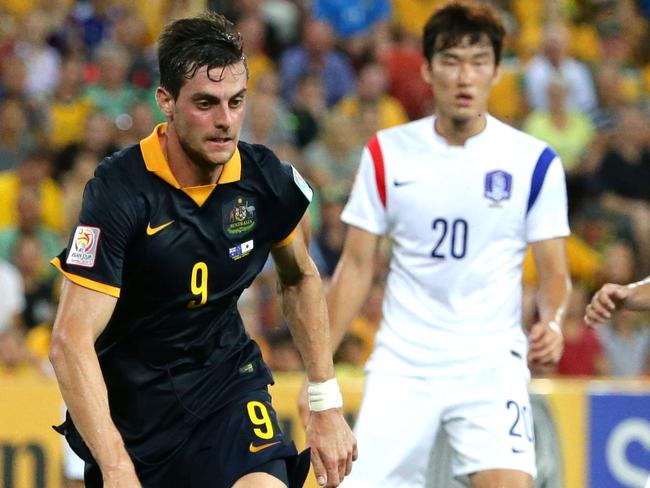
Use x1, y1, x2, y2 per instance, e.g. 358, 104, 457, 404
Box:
0, 0, 649, 380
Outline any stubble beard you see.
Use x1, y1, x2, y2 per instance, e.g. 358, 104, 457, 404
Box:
178, 134, 231, 171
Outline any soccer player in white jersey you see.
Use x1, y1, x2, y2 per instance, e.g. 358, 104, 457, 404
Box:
585, 276, 650, 325
326, 2, 572, 487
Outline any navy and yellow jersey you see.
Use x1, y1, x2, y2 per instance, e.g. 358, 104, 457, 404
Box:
51, 124, 312, 463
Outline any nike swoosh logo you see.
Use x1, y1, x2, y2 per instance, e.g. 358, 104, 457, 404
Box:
393, 180, 416, 187
146, 220, 175, 236
249, 441, 281, 453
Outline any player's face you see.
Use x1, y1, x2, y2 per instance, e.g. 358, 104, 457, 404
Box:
163, 62, 247, 167
422, 35, 498, 124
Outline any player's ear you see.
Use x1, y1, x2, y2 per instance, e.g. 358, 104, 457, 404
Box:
420, 62, 432, 85
156, 87, 174, 118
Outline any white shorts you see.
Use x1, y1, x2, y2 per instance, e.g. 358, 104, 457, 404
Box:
342, 353, 536, 487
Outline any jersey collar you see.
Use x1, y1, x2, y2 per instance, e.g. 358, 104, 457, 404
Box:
139, 123, 241, 206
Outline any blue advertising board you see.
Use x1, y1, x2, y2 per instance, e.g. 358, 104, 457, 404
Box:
589, 393, 650, 488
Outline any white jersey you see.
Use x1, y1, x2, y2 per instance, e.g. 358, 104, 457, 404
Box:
341, 115, 570, 377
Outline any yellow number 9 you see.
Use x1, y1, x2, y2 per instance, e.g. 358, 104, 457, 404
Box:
246, 401, 274, 439
188, 262, 208, 308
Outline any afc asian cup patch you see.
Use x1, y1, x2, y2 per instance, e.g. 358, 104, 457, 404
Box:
66, 226, 101, 267
291, 165, 313, 202
484, 170, 513, 204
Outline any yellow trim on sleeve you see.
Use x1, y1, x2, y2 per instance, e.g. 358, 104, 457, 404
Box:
139, 123, 241, 207
273, 227, 298, 249
50, 257, 121, 298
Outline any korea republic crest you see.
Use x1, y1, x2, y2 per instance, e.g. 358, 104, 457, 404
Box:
224, 196, 257, 236
484, 170, 512, 205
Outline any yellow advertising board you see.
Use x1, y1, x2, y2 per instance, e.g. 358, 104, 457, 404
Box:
1, 369, 649, 487
0, 369, 63, 488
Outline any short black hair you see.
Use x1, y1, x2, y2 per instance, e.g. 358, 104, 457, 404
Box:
422, 1, 505, 65
158, 11, 246, 99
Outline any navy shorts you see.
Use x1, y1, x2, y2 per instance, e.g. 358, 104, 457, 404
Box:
83, 388, 310, 487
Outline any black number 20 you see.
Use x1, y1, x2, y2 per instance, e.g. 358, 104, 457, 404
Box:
431, 218, 468, 259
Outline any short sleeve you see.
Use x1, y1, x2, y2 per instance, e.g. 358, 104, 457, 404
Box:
268, 160, 312, 245
51, 175, 137, 297
525, 153, 570, 242
340, 145, 388, 236
0, 262, 25, 332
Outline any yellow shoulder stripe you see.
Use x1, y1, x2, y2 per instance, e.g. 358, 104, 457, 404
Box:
50, 257, 121, 298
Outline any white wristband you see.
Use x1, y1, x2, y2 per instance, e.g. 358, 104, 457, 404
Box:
308, 378, 343, 412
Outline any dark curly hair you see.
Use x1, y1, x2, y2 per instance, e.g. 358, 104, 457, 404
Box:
158, 12, 247, 99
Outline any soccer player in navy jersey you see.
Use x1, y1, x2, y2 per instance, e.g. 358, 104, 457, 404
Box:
49, 12, 355, 488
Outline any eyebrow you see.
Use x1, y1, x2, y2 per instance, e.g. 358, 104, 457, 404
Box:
190, 89, 247, 103
439, 49, 492, 60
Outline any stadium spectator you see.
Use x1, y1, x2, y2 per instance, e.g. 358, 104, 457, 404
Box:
594, 105, 650, 274
523, 74, 595, 175
302, 110, 363, 195
53, 110, 118, 181
239, 92, 294, 153
59, 150, 97, 235
83, 42, 140, 122
336, 61, 409, 130
288, 73, 326, 149
0, 149, 64, 233
114, 101, 157, 149
236, 14, 275, 94
215, 0, 288, 61
313, 188, 347, 278
0, 98, 38, 172
597, 310, 650, 377
0, 187, 62, 274
45, 55, 94, 150
0, 54, 43, 133
377, 26, 434, 120
112, 8, 156, 90
11, 234, 56, 332
524, 22, 597, 114
279, 18, 356, 107
13, 10, 61, 100
555, 286, 608, 376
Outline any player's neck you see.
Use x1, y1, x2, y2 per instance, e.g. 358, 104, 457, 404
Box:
160, 128, 223, 187
434, 113, 487, 146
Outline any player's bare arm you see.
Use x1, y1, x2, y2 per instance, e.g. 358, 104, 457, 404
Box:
327, 226, 381, 351
49, 279, 141, 487
585, 276, 650, 326
527, 237, 571, 368
270, 232, 357, 487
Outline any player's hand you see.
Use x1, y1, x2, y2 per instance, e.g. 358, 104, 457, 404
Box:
297, 378, 309, 427
584, 283, 629, 327
527, 320, 563, 372
305, 408, 357, 487
102, 462, 142, 488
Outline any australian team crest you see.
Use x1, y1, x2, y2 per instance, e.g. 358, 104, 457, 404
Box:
224, 196, 257, 236
484, 170, 512, 205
